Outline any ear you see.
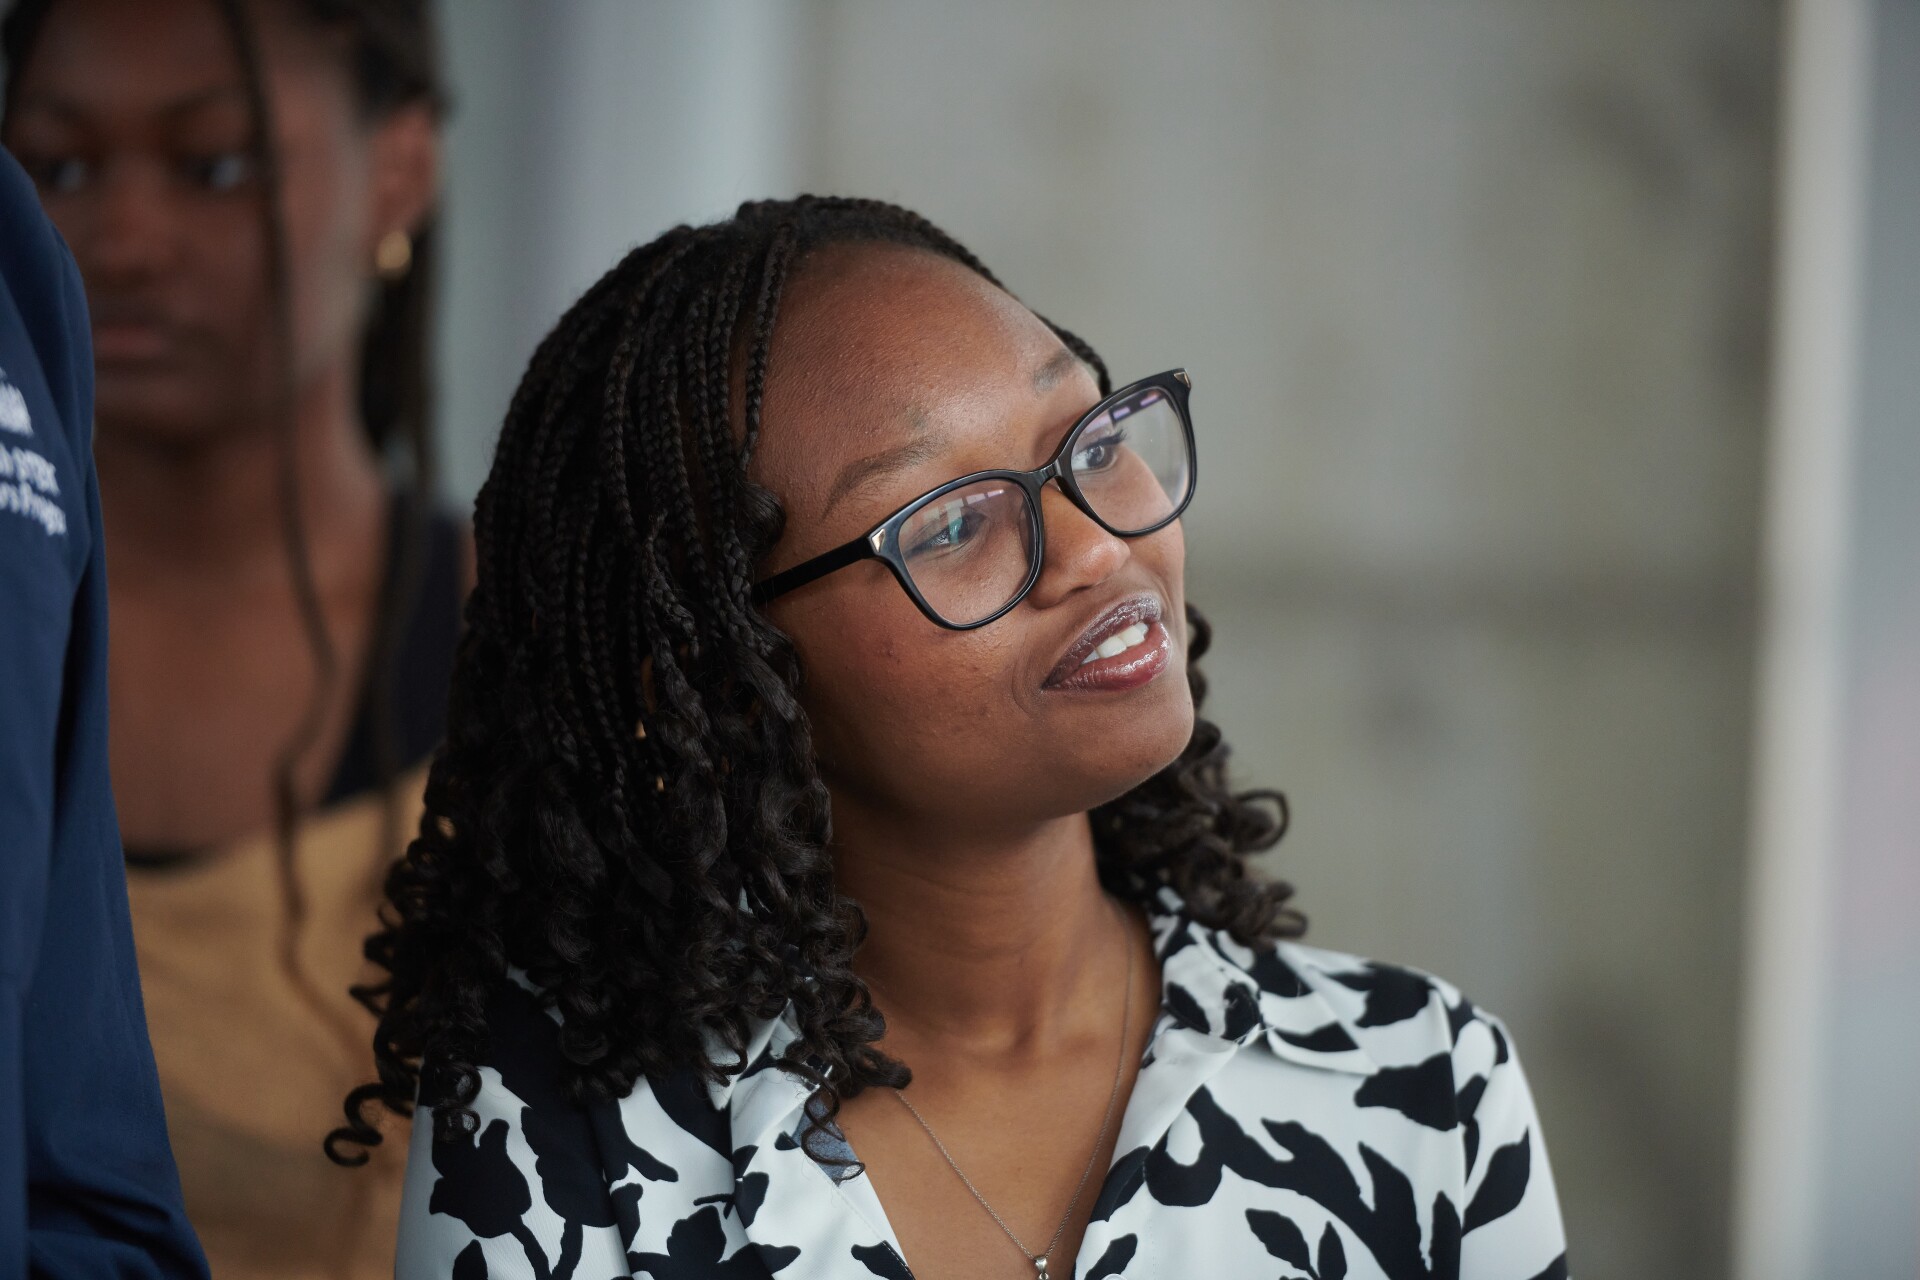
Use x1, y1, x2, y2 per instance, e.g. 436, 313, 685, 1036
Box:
364, 101, 439, 255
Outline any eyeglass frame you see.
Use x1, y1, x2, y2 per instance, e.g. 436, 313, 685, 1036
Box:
751, 368, 1196, 630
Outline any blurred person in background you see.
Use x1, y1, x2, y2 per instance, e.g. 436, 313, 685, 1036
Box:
1, 143, 206, 1280
340, 198, 1567, 1280
1, 0, 465, 1276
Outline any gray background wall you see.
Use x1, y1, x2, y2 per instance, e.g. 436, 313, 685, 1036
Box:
434, 5, 1785, 1276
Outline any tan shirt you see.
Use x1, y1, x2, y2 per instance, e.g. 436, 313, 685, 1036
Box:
128, 770, 423, 1280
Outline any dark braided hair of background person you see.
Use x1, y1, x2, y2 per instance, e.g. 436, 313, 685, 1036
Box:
3, 0, 445, 1053
328, 195, 1303, 1166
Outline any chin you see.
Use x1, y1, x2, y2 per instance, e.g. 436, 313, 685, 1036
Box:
1062, 687, 1198, 813
95, 380, 252, 449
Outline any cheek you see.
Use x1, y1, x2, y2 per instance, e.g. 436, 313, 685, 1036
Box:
1147, 520, 1187, 602
778, 589, 1015, 792
278, 134, 375, 381
183, 208, 272, 348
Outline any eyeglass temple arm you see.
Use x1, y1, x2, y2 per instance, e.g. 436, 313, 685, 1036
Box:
750, 534, 877, 605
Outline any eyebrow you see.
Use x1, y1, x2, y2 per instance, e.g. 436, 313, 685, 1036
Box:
1032, 349, 1082, 392
820, 419, 950, 518
817, 355, 1084, 520
13, 86, 248, 125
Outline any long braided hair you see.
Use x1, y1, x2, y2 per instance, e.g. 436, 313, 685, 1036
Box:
330, 196, 1300, 1165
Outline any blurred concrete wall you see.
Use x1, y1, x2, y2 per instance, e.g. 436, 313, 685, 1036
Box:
436, 4, 1781, 1276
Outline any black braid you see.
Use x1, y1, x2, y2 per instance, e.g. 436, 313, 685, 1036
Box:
329, 196, 1300, 1166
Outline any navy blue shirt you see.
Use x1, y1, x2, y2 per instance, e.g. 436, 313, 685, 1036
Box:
0, 147, 207, 1279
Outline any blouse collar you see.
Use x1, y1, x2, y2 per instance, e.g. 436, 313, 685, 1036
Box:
703, 888, 1378, 1123
1146, 888, 1378, 1076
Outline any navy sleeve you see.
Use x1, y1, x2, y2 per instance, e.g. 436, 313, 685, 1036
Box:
0, 146, 208, 1280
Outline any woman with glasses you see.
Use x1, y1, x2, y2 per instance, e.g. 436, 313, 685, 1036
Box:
342, 198, 1567, 1279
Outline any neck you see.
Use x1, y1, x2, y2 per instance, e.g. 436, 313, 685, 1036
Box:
96, 362, 389, 588
835, 806, 1133, 1052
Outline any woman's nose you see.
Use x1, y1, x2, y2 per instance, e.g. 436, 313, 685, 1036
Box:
84, 162, 181, 282
1023, 482, 1129, 610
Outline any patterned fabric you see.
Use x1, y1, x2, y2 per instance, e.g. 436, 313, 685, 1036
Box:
396, 896, 1568, 1278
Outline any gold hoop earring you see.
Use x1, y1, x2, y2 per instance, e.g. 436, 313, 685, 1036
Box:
375, 229, 413, 279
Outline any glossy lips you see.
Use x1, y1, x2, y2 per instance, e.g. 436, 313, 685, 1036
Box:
1044, 593, 1172, 692
1082, 620, 1150, 664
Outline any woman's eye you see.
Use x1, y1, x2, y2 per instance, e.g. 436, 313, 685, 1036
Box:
185, 150, 252, 192
1073, 429, 1128, 473
32, 156, 93, 194
906, 504, 985, 556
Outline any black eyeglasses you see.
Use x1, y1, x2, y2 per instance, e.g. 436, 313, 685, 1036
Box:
753, 369, 1196, 629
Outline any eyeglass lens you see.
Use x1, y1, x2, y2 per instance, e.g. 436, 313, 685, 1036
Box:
897, 384, 1191, 626
1069, 385, 1190, 535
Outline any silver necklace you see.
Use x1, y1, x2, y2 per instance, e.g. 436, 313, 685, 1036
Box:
888, 923, 1138, 1280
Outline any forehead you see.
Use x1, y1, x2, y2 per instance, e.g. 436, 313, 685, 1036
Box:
12, 0, 343, 118
756, 243, 1077, 484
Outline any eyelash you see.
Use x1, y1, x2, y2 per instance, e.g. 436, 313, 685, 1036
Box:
906, 504, 985, 556
1073, 427, 1129, 470
184, 151, 252, 191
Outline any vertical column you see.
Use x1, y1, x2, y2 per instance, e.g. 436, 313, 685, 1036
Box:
435, 0, 806, 502
1734, 0, 1920, 1275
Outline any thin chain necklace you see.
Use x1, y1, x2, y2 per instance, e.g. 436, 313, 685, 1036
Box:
888, 920, 1138, 1280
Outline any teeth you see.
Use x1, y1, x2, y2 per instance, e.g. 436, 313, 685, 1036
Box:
1080, 621, 1151, 665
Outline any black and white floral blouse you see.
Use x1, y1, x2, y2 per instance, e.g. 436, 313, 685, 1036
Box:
396, 896, 1569, 1278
